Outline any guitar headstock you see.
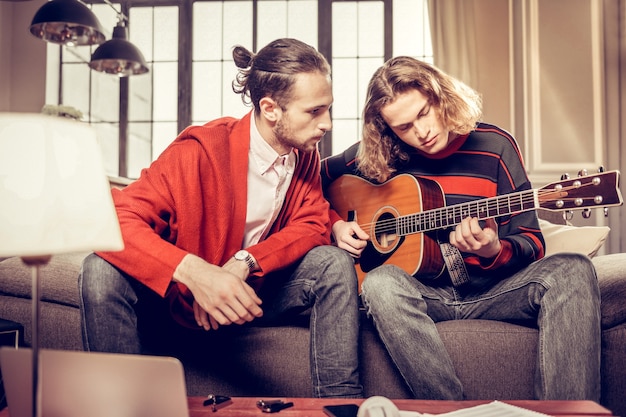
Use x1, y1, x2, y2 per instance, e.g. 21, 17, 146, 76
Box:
538, 168, 623, 214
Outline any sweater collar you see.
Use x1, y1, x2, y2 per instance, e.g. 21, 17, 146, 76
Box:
413, 133, 469, 159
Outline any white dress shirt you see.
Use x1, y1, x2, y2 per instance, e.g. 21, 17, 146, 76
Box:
243, 115, 296, 248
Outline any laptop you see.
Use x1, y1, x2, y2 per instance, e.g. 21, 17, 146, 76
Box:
0, 347, 189, 417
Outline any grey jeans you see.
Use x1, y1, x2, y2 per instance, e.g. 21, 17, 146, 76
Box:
79, 245, 363, 398
360, 252, 601, 401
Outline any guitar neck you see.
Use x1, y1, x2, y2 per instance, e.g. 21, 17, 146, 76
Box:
396, 189, 538, 235
330, 170, 621, 239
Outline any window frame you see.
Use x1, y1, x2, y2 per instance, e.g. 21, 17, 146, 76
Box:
61, 0, 418, 178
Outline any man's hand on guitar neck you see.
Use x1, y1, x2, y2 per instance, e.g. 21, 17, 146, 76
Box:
449, 217, 502, 259
332, 220, 370, 258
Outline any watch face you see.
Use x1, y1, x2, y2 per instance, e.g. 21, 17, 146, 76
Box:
234, 250, 256, 270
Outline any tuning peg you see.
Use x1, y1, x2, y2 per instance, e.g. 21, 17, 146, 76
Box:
563, 210, 574, 222
578, 169, 588, 177
561, 172, 572, 221
600, 166, 609, 217
582, 208, 592, 218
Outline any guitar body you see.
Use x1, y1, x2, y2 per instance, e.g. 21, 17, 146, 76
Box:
327, 169, 623, 290
326, 174, 446, 285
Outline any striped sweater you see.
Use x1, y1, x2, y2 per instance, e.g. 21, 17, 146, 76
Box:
321, 123, 545, 281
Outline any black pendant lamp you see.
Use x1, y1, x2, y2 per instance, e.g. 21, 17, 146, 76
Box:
29, 0, 106, 46
89, 21, 149, 77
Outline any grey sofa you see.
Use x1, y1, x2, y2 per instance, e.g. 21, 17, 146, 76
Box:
1, 219, 625, 416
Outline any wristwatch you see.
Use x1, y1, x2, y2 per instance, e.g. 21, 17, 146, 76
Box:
234, 250, 257, 271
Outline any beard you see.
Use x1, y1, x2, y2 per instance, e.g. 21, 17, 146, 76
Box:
274, 115, 319, 154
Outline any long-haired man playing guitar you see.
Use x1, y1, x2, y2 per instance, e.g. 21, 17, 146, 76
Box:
321, 56, 600, 401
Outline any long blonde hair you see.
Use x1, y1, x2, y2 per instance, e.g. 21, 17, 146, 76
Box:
357, 57, 482, 183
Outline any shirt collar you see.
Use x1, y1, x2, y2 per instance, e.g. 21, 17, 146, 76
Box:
250, 114, 296, 174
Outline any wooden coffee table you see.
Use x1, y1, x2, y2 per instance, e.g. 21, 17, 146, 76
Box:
187, 397, 613, 416
0, 397, 613, 417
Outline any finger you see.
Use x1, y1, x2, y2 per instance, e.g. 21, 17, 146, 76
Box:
209, 315, 220, 330
453, 221, 467, 244
216, 298, 255, 325
484, 217, 498, 232
215, 303, 243, 325
468, 217, 485, 240
351, 224, 370, 240
452, 220, 472, 250
214, 286, 263, 325
349, 234, 369, 249
198, 310, 220, 331
469, 217, 481, 231
241, 285, 264, 319
203, 300, 234, 326
342, 235, 367, 254
448, 228, 457, 246
461, 216, 474, 232
461, 217, 480, 241
194, 301, 211, 331
336, 238, 362, 256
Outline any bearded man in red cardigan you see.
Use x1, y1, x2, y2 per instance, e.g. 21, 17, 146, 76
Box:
79, 38, 363, 399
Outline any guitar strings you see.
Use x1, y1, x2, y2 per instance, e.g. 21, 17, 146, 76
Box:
352, 182, 596, 236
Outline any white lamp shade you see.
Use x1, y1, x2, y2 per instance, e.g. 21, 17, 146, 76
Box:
0, 113, 124, 257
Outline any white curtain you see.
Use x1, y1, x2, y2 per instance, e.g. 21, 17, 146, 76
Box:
428, 0, 479, 90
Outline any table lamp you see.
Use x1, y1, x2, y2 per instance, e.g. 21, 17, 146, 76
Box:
0, 112, 124, 417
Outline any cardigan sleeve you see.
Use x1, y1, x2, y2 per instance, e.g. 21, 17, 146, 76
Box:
320, 143, 361, 227
95, 139, 205, 296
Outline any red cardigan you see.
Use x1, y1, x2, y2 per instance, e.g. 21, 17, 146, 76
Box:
97, 112, 331, 326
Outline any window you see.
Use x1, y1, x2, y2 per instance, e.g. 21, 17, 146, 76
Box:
328, 0, 432, 155
50, 0, 432, 179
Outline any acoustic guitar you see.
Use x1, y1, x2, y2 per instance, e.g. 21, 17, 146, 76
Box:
326, 170, 623, 286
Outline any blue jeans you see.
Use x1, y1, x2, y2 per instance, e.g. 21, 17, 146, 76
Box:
79, 245, 363, 398
360, 252, 601, 401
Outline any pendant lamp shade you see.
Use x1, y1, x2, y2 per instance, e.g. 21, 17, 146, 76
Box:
89, 23, 149, 77
30, 0, 106, 46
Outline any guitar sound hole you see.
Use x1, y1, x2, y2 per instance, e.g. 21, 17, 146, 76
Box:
374, 212, 398, 249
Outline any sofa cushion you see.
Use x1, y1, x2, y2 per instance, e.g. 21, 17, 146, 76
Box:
0, 252, 88, 308
438, 320, 536, 400
593, 253, 626, 329
539, 219, 610, 258
180, 324, 313, 397
601, 322, 626, 415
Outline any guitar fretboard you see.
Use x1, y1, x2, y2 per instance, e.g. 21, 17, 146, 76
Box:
394, 189, 538, 235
